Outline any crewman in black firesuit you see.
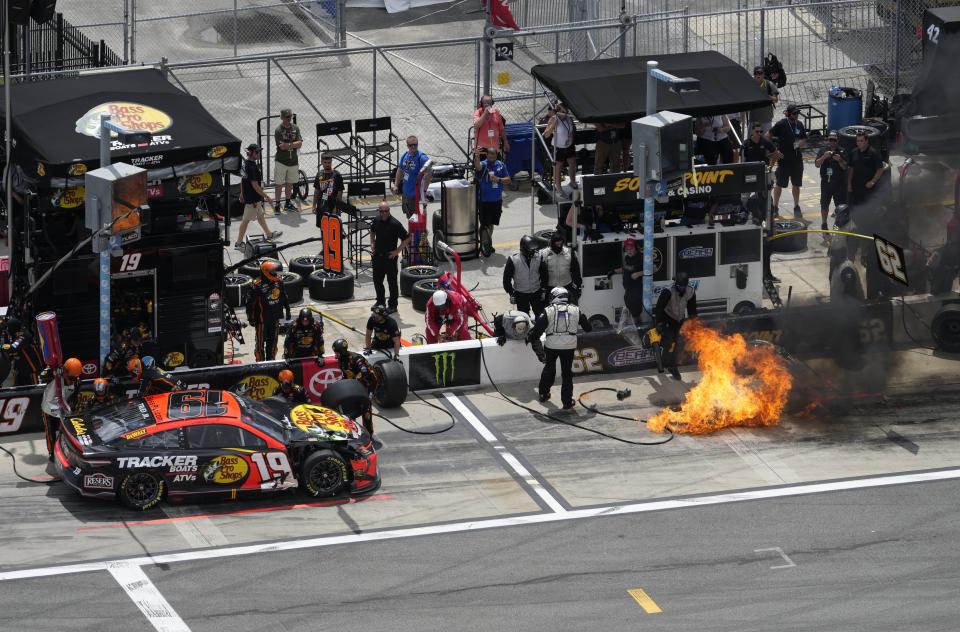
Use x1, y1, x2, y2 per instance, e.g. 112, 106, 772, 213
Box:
364, 304, 402, 356
332, 338, 379, 436
246, 260, 291, 361
78, 378, 116, 412
284, 308, 324, 360
272, 368, 310, 403
3, 317, 44, 385
654, 271, 698, 381
128, 356, 185, 397
102, 328, 143, 377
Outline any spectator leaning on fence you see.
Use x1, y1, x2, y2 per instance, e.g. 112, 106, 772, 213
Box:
273, 108, 302, 213
473, 95, 508, 170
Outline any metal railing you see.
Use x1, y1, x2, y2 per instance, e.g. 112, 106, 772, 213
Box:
12, 13, 122, 76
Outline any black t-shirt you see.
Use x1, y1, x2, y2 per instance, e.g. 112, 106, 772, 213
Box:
849, 147, 882, 190
314, 169, 344, 212
241, 159, 263, 204
770, 118, 807, 162
816, 146, 849, 186
742, 136, 776, 164
371, 215, 409, 256
366, 315, 401, 349
622, 253, 642, 294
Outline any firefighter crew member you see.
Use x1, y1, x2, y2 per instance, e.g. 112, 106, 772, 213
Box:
654, 271, 698, 381
284, 308, 324, 360
128, 356, 185, 397
79, 378, 116, 412
40, 357, 82, 460
365, 304, 402, 355
540, 231, 583, 304
527, 287, 591, 410
503, 235, 546, 318
272, 369, 309, 404
332, 338, 379, 436
245, 260, 291, 361
102, 328, 142, 377
425, 289, 470, 344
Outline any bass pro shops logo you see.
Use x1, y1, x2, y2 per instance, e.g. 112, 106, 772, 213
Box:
433, 352, 456, 387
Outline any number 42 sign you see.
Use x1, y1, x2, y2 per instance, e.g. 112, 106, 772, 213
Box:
873, 234, 908, 286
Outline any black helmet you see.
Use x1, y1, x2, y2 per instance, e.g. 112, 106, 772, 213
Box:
371, 304, 389, 318
674, 271, 690, 288
520, 235, 538, 257
549, 231, 565, 253
332, 338, 349, 356
298, 308, 314, 326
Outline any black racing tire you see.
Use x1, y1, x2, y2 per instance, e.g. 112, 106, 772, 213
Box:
299, 449, 349, 498
279, 271, 304, 304
224, 273, 252, 309
289, 255, 325, 279
400, 265, 440, 297
733, 301, 757, 315
320, 379, 371, 419
411, 279, 440, 313
189, 348, 218, 368
118, 471, 165, 511
769, 219, 807, 253
432, 210, 443, 234
931, 303, 960, 352
373, 357, 408, 408
308, 269, 354, 301
240, 257, 283, 278
588, 314, 610, 330
433, 231, 447, 263
293, 169, 310, 202
533, 228, 555, 249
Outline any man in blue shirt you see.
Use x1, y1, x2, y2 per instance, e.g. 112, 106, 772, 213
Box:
391, 135, 432, 218
476, 146, 511, 257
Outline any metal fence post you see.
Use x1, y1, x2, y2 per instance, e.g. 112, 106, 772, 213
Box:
759, 1, 765, 67
482, 5, 492, 96
122, 0, 129, 64
683, 7, 689, 53
618, 0, 627, 58
337, 0, 347, 48
893, 0, 902, 95
266, 57, 272, 184
372, 48, 377, 118
233, 0, 238, 58
130, 0, 137, 64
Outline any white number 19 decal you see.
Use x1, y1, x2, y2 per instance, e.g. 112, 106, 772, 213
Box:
0, 397, 29, 433
119, 252, 141, 272
251, 451, 292, 481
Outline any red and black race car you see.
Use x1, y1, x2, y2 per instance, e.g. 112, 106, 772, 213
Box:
54, 389, 379, 510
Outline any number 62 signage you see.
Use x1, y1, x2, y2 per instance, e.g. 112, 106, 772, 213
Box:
873, 234, 908, 287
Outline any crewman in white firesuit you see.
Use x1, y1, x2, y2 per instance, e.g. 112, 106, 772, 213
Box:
527, 287, 591, 410
539, 231, 582, 304
654, 271, 698, 380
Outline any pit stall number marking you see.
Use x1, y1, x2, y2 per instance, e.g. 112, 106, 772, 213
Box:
0, 397, 29, 432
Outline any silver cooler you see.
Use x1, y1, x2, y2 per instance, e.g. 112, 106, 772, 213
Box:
440, 180, 478, 260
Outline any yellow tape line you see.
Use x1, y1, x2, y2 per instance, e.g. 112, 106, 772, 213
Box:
627, 588, 663, 614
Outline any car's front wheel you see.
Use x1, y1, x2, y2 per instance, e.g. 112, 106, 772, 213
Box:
118, 471, 165, 510
299, 450, 349, 498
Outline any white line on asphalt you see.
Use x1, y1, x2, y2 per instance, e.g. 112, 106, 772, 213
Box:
443, 392, 568, 513
107, 562, 191, 632
161, 507, 230, 549
755, 547, 797, 569
4, 467, 960, 582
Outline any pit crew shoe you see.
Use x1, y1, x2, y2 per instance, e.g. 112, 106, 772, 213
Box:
538, 392, 550, 402
668, 367, 682, 380
562, 401, 576, 410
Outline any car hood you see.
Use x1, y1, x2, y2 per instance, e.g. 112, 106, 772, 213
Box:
285, 403, 361, 443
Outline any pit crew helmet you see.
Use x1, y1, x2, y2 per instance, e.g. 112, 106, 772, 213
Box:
520, 235, 538, 257
371, 304, 389, 320
550, 287, 569, 304
141, 355, 156, 370
278, 369, 294, 386
127, 357, 143, 380
674, 271, 690, 289
260, 259, 281, 282
63, 357, 83, 378
298, 308, 314, 327
332, 338, 349, 357
549, 231, 565, 253
93, 378, 109, 399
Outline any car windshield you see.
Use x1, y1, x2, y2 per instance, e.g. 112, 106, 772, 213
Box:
235, 395, 287, 442
91, 400, 154, 443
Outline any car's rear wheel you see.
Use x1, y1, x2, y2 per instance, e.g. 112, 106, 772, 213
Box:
299, 450, 349, 498
118, 471, 165, 510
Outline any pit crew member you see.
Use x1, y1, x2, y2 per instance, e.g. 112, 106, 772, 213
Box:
527, 288, 591, 410
246, 260, 291, 361
654, 271, 698, 381
272, 369, 310, 404
425, 289, 470, 343
503, 235, 546, 318
128, 356, 185, 397
40, 357, 82, 459
539, 231, 582, 304
332, 338, 379, 436
365, 304, 402, 355
284, 308, 324, 360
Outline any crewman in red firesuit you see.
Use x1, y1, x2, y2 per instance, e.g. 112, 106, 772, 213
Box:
425, 289, 470, 343
245, 260, 291, 361
332, 338, 379, 436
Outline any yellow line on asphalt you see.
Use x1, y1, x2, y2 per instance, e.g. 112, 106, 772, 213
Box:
627, 588, 662, 614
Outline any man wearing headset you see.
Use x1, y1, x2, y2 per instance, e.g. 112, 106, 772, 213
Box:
527, 287, 591, 410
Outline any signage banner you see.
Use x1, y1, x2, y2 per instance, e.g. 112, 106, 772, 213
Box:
408, 347, 482, 391
582, 162, 767, 207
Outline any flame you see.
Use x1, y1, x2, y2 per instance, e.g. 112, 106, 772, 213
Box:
648, 320, 793, 434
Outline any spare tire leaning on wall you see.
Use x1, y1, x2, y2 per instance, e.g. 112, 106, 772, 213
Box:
931, 302, 960, 352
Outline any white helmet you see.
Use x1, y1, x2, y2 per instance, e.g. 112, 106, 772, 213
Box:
550, 287, 569, 304
432, 289, 448, 308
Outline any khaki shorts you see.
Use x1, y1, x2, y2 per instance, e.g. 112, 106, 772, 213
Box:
242, 202, 265, 222
274, 161, 299, 184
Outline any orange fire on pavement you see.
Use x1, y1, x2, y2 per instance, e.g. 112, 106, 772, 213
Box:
648, 320, 793, 434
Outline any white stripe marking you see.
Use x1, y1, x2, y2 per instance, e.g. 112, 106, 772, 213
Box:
161, 507, 229, 549
107, 562, 191, 632
444, 392, 567, 513
3, 468, 960, 582
755, 547, 796, 569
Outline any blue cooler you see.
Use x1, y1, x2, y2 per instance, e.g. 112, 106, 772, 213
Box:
827, 87, 863, 132
503, 123, 544, 177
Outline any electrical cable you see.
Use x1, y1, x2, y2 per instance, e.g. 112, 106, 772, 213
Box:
372, 388, 456, 435
898, 297, 937, 351
0, 445, 60, 485
577, 387, 674, 445
477, 339, 673, 446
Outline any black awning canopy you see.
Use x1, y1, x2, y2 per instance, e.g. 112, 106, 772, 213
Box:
3, 68, 241, 181
531, 51, 771, 123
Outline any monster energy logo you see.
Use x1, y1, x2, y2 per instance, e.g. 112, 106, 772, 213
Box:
433, 352, 456, 386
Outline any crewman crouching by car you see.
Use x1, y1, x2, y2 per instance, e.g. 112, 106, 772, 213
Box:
272, 369, 309, 404
129, 356, 185, 397
40, 357, 81, 460
284, 308, 324, 360
78, 378, 116, 412
332, 338, 380, 436
365, 304, 402, 356
654, 271, 698, 381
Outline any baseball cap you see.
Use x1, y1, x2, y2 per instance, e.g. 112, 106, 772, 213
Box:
753, 65, 764, 75
280, 108, 293, 118
827, 130, 838, 140
246, 143, 261, 152
785, 104, 801, 115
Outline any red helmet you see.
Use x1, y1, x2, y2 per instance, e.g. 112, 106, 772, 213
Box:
278, 369, 294, 385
